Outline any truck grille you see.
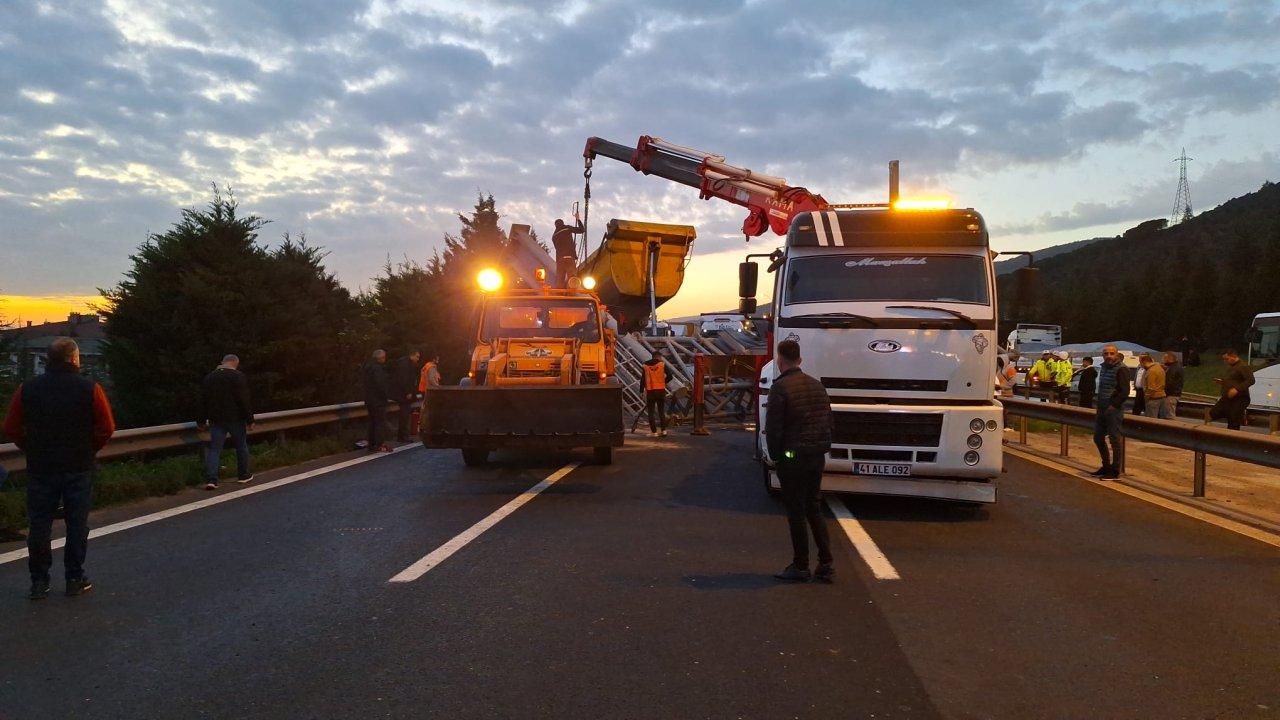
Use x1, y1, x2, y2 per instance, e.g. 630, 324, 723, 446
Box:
831, 411, 943, 447
822, 377, 948, 392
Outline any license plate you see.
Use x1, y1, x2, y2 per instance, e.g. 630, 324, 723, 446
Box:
853, 462, 912, 477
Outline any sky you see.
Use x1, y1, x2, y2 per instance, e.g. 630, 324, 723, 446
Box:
2, 0, 1279, 324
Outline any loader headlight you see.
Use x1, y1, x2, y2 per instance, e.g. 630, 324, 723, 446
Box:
969, 418, 985, 433
967, 433, 983, 449
582, 275, 597, 290
477, 268, 503, 292
963, 450, 980, 466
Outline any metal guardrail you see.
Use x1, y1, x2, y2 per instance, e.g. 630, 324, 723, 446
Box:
0, 401, 371, 474
1013, 383, 1280, 434
1002, 397, 1280, 498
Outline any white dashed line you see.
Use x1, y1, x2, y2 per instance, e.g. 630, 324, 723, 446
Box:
389, 462, 581, 583
826, 496, 901, 581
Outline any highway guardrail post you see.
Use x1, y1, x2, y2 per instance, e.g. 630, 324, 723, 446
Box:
1059, 422, 1069, 457
1271, 414, 1279, 436
1118, 435, 1127, 474
1193, 451, 1207, 497
1019, 415, 1027, 444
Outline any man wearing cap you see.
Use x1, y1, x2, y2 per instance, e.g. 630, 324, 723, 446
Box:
1028, 351, 1055, 392
1053, 351, 1074, 404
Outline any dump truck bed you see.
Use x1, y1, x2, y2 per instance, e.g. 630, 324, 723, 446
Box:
577, 219, 696, 333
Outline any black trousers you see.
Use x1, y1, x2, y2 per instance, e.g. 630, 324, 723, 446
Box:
1210, 397, 1248, 430
646, 390, 666, 433
394, 397, 414, 441
366, 403, 389, 449
1078, 392, 1095, 410
776, 451, 832, 568
1133, 389, 1146, 416
27, 470, 93, 583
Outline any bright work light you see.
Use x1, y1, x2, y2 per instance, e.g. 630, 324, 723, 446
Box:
581, 275, 598, 290
477, 268, 504, 292
893, 198, 952, 211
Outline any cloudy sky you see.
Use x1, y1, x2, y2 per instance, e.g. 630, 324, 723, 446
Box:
2, 0, 1279, 322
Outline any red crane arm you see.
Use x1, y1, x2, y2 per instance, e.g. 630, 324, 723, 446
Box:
584, 135, 830, 238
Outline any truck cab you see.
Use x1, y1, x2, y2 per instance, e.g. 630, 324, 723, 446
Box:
470, 287, 614, 386
749, 208, 1002, 503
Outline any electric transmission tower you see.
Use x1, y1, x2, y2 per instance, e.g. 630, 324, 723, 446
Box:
1171, 148, 1193, 225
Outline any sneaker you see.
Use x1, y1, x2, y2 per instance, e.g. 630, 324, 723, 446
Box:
660, 429, 668, 437
29, 580, 50, 601
814, 563, 836, 583
204, 481, 218, 491
773, 564, 811, 583
1088, 467, 1110, 477
65, 577, 94, 597
236, 474, 255, 484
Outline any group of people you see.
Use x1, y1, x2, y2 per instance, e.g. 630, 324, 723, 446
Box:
360, 349, 441, 453
1026, 350, 1075, 403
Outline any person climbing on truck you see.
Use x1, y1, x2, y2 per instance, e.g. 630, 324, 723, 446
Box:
551, 218, 585, 288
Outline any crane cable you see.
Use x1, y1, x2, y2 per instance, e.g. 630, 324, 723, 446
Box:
580, 157, 593, 261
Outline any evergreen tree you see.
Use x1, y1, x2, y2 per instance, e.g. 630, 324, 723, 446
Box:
101, 187, 368, 426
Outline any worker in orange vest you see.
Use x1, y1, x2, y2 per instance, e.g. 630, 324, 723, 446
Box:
417, 354, 441, 393
642, 355, 668, 437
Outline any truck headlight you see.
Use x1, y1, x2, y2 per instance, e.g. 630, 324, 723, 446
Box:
986, 419, 998, 431
964, 450, 980, 466
969, 418, 985, 433
967, 433, 983, 449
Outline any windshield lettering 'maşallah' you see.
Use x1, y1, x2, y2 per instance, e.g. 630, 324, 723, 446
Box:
786, 253, 990, 305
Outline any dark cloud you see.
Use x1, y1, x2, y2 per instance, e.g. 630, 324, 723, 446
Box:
0, 0, 1277, 293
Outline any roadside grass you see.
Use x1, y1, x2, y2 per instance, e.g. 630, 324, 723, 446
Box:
0, 430, 361, 535
1019, 419, 1092, 436
1182, 358, 1228, 397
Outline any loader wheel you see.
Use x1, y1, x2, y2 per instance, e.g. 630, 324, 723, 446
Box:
593, 446, 613, 465
462, 448, 490, 466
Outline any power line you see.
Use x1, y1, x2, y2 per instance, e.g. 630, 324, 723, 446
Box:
1171, 148, 1193, 225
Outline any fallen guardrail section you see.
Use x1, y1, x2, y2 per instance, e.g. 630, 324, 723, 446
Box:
1002, 397, 1280, 498
0, 401, 371, 474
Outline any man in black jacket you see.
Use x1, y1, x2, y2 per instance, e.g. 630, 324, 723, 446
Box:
765, 340, 835, 583
1077, 356, 1097, 409
1091, 346, 1131, 480
390, 350, 421, 442
1210, 348, 1254, 430
1161, 352, 1184, 419
198, 354, 255, 490
363, 350, 392, 452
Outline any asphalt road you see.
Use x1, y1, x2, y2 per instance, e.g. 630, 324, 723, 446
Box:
2, 430, 1278, 719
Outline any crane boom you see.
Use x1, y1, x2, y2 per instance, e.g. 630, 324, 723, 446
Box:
584, 135, 831, 238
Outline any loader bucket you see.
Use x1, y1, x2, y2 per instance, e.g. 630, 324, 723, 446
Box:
420, 385, 624, 451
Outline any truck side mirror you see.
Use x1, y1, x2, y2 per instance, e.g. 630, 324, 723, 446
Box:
739, 298, 758, 316
738, 261, 758, 299
1013, 266, 1039, 308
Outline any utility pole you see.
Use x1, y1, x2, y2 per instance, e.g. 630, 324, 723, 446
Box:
1171, 148, 1193, 225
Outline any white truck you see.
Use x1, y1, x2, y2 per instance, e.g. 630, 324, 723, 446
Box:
743, 208, 1007, 503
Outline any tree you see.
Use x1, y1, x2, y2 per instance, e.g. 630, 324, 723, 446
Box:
101, 187, 369, 426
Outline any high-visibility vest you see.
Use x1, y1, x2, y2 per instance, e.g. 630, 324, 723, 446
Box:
643, 360, 666, 392
417, 362, 439, 392
1054, 359, 1073, 386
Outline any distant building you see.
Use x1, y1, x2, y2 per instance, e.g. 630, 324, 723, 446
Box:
1, 313, 109, 383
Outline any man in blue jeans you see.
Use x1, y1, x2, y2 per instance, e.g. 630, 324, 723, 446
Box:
1091, 346, 1131, 480
3, 338, 115, 599
198, 354, 255, 490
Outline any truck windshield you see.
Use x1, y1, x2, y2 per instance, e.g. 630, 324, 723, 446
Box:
784, 254, 990, 306
481, 300, 600, 342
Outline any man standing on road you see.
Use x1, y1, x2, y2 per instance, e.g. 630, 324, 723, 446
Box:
1209, 349, 1254, 430
766, 340, 835, 583
1028, 350, 1054, 392
198, 354, 255, 490
2, 338, 114, 599
642, 354, 669, 437
1133, 355, 1147, 416
390, 350, 420, 442
417, 352, 441, 393
1077, 356, 1097, 409
1161, 352, 1184, 419
363, 350, 392, 453
1091, 346, 1131, 480
1139, 353, 1166, 419
1053, 351, 1074, 404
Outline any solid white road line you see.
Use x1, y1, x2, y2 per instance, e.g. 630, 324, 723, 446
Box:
389, 462, 581, 583
1005, 446, 1280, 550
826, 496, 901, 581
0, 444, 420, 567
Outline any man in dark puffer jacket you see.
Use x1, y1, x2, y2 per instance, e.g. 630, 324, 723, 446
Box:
765, 340, 834, 583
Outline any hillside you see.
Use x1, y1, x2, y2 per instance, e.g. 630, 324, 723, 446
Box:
994, 237, 1105, 275
997, 181, 1280, 350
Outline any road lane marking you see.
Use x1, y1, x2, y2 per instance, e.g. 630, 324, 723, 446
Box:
389, 462, 581, 583
826, 496, 901, 581
1005, 446, 1280, 550
0, 444, 420, 567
